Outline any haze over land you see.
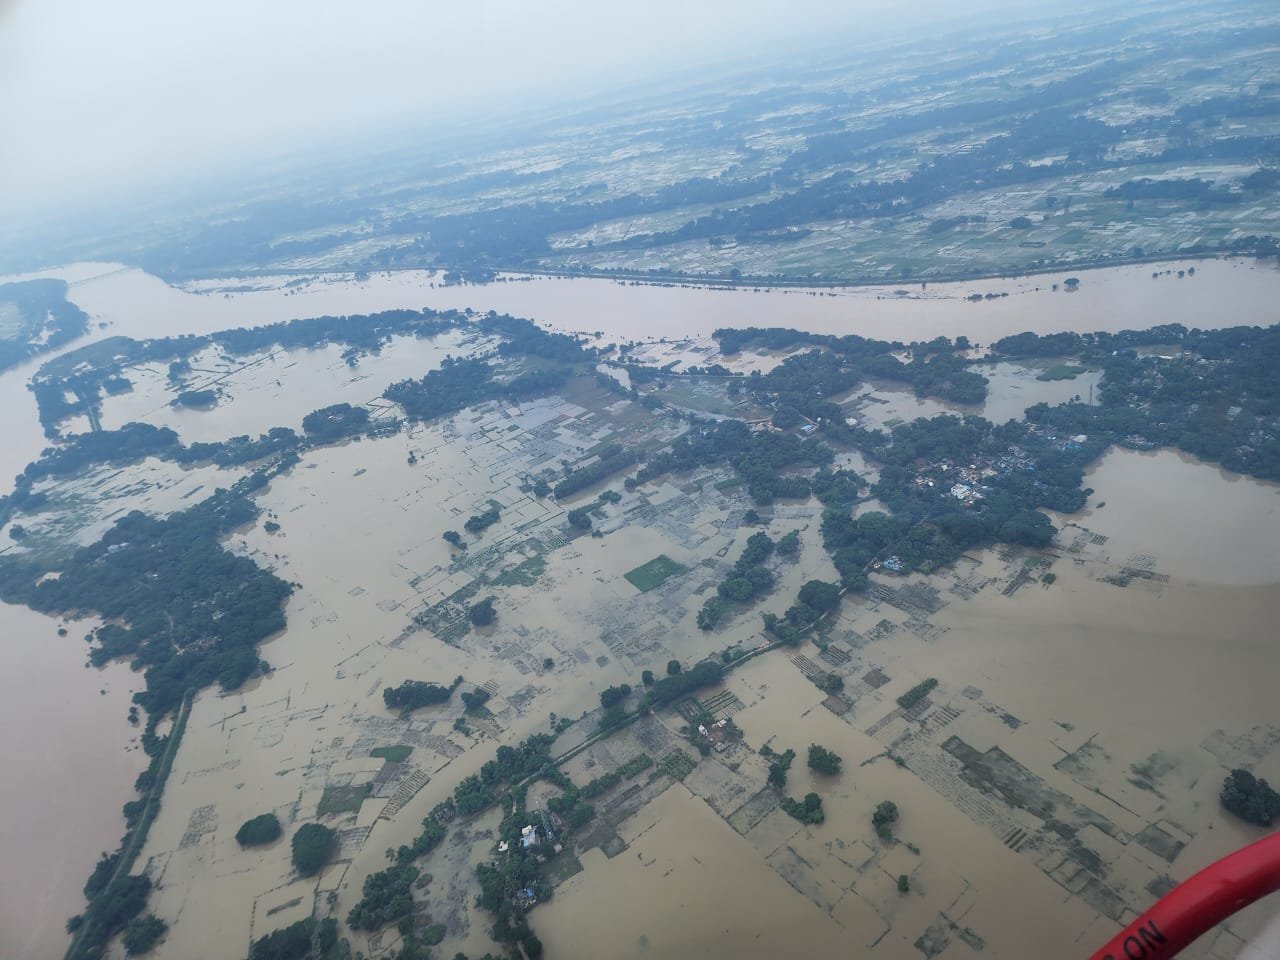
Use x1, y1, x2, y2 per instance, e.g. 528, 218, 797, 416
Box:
0, 2, 1279, 960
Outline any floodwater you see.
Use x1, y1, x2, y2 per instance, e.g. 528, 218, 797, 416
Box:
0, 603, 146, 959
95, 331, 476, 443
1058, 447, 1280, 585
4, 255, 1279, 352
0, 257, 1278, 958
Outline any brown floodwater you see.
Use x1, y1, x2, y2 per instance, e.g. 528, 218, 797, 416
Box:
0, 603, 146, 959
0, 257, 1277, 958
6, 255, 1279, 351
1055, 447, 1280, 586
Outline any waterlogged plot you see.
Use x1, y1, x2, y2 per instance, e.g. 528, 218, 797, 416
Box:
622, 554, 689, 592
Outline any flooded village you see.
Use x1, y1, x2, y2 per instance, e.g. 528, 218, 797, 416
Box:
0, 260, 1278, 960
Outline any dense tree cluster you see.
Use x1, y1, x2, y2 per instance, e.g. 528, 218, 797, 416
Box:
236, 813, 283, 847
469, 596, 497, 626
897, 679, 938, 710
767, 747, 796, 789
449, 734, 556, 817
346, 863, 420, 931
699, 531, 777, 629
173, 389, 218, 408
776, 529, 801, 557
781, 792, 825, 824
290, 823, 337, 876
807, 744, 843, 775
629, 418, 832, 504
300, 402, 370, 440
385, 356, 496, 420
66, 874, 152, 960
716, 328, 988, 409
873, 800, 900, 839
0, 491, 291, 717
248, 917, 337, 960
554, 443, 638, 498
645, 660, 724, 707
1009, 324, 1280, 482
121, 914, 167, 956
599, 684, 632, 709
383, 676, 462, 714
1221, 769, 1280, 826
464, 504, 502, 534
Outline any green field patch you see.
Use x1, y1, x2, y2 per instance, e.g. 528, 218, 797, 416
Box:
317, 783, 371, 817
714, 476, 744, 491
624, 554, 690, 592
1036, 364, 1088, 381
370, 745, 413, 763
490, 554, 547, 588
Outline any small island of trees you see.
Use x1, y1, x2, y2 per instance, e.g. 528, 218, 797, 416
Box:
1221, 769, 1280, 826
290, 823, 338, 876
236, 813, 283, 847
383, 676, 463, 715
808, 744, 843, 775
468, 596, 497, 626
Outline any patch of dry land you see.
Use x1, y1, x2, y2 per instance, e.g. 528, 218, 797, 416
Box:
1, 263, 1277, 960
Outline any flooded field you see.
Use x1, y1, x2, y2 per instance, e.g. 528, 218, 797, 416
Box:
0, 258, 1277, 959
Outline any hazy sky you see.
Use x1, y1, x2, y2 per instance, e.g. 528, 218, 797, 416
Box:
1, 0, 1042, 217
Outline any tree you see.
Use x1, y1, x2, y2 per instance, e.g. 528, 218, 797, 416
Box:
776, 529, 800, 558
567, 506, 593, 530
122, 914, 167, 955
443, 530, 464, 548
666, 659, 683, 676
641, 669, 654, 686
301, 402, 370, 440
1221, 769, 1280, 826
236, 813, 283, 847
898, 874, 911, 893
873, 801, 899, 839
600, 684, 632, 709
768, 748, 795, 789
543, 657, 555, 670
291, 823, 337, 876
808, 744, 843, 775
781, 792, 824, 824
469, 597, 497, 626
798, 579, 841, 614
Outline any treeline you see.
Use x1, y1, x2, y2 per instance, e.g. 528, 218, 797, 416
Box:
1104, 177, 1237, 203
996, 323, 1280, 483
0, 490, 292, 717
248, 917, 338, 960
717, 328, 988, 408
448, 733, 557, 817
554, 443, 638, 498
